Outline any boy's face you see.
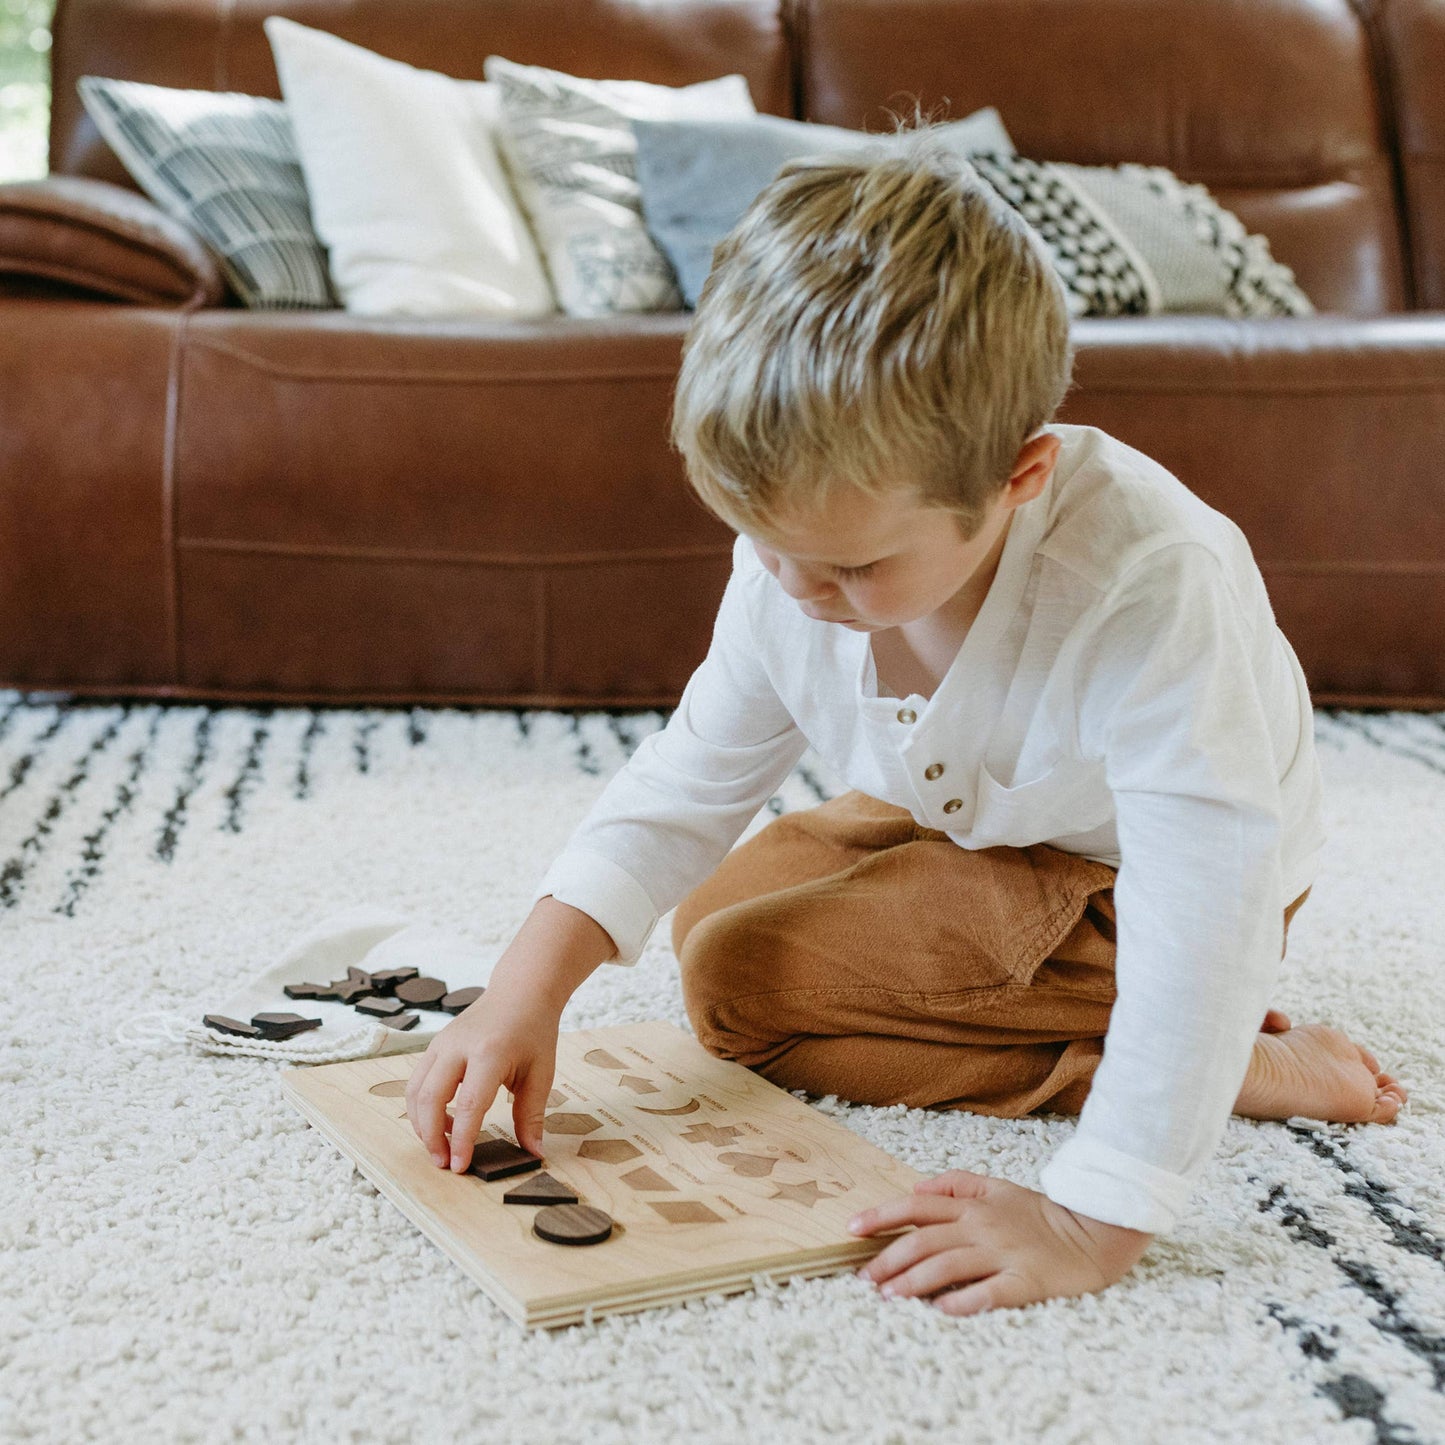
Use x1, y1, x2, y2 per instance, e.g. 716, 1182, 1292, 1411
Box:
744, 433, 1060, 633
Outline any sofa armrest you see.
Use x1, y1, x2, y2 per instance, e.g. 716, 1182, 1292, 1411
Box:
0, 174, 228, 308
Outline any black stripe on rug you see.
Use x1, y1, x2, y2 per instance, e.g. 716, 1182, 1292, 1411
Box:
1286, 1125, 1445, 1270
406, 708, 428, 747
0, 708, 69, 807
513, 709, 531, 741
0, 708, 128, 908
1257, 1177, 1445, 1400
156, 713, 215, 862
294, 712, 324, 800
796, 762, 833, 805
353, 714, 380, 775
569, 713, 600, 776
1323, 712, 1445, 777
1257, 1310, 1421, 1445
55, 709, 163, 916
222, 712, 272, 833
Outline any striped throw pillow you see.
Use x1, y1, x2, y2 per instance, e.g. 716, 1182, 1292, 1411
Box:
76, 75, 337, 309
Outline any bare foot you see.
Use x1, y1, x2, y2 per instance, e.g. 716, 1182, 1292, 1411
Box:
1235, 1023, 1408, 1124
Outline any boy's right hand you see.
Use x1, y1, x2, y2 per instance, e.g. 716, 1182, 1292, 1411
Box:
404, 982, 560, 1173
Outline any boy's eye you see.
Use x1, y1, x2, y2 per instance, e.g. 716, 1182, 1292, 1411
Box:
834, 562, 876, 579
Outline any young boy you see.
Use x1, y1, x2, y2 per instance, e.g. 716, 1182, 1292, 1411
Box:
406, 130, 1407, 1316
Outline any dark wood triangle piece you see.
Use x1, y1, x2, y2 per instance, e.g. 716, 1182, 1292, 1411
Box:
502, 1172, 579, 1206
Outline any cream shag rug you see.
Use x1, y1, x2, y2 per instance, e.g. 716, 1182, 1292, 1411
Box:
2, 693, 1443, 1445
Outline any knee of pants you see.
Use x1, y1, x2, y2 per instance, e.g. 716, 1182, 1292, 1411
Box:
676, 902, 785, 1060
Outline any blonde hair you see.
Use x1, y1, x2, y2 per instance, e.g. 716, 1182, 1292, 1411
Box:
670, 121, 1074, 540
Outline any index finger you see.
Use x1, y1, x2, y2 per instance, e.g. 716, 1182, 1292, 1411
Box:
408, 1049, 467, 1166
447, 1058, 507, 1173
849, 1193, 964, 1236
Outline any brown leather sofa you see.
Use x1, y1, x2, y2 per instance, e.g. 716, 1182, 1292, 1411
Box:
3, 0, 1443, 709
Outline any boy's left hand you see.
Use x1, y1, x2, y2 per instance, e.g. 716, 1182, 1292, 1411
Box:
849, 1168, 1153, 1316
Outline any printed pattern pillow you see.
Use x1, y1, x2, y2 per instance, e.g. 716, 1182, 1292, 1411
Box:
484, 56, 756, 316
76, 75, 337, 309
967, 150, 1314, 318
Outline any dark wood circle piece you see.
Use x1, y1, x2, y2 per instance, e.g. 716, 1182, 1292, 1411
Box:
532, 1204, 613, 1246
440, 986, 485, 1014
394, 976, 448, 1008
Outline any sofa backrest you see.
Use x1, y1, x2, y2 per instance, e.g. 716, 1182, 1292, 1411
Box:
1367, 0, 1445, 310
798, 0, 1413, 314
47, 0, 797, 184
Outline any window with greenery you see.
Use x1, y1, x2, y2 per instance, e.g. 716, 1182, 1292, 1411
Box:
1, 0, 53, 182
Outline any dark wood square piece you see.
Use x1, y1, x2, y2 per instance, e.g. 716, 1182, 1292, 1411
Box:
282, 982, 324, 999
466, 1137, 544, 1181
380, 1011, 420, 1030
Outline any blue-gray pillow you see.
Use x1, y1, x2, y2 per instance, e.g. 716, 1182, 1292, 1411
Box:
631, 109, 1016, 308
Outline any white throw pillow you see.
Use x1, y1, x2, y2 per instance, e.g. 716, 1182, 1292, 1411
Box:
263, 17, 555, 318
483, 56, 756, 316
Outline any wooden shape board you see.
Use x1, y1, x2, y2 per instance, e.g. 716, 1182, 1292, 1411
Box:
280, 1019, 925, 1329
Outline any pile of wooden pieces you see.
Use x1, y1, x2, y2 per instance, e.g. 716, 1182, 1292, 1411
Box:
203, 967, 486, 1038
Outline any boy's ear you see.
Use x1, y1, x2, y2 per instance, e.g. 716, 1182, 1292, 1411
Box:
1005, 431, 1062, 504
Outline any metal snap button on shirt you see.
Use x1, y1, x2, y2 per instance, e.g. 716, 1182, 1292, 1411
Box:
924, 763, 945, 780
942, 798, 963, 814
896, 707, 917, 724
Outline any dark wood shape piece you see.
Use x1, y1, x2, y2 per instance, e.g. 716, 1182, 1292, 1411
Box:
203, 1014, 261, 1038
502, 1172, 580, 1206
533, 1204, 614, 1246
250, 1012, 323, 1040
355, 996, 406, 1017
394, 976, 448, 1008
367, 967, 420, 995
380, 1011, 420, 1030
440, 986, 485, 1014
282, 982, 325, 999
466, 1137, 544, 1181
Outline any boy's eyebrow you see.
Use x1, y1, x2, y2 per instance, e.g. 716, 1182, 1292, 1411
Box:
747, 536, 893, 567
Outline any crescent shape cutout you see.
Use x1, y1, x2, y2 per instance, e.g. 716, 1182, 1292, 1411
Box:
635, 1098, 701, 1116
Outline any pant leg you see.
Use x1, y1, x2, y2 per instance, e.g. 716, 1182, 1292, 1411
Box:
675, 790, 1314, 1118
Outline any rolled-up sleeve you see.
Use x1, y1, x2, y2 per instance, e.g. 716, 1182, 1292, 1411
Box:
531, 536, 808, 965
1038, 542, 1286, 1234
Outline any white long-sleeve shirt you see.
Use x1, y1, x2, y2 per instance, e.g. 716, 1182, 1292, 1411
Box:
531, 421, 1326, 1235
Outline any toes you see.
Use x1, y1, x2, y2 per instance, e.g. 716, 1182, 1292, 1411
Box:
1372, 1090, 1402, 1124
1359, 1045, 1381, 1074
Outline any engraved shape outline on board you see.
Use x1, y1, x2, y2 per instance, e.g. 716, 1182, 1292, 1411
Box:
577, 1138, 644, 1164
618, 1075, 661, 1094
647, 1200, 726, 1225
716, 1151, 780, 1178
619, 1165, 678, 1192
769, 1179, 836, 1207
583, 1048, 628, 1070
636, 1098, 701, 1116
679, 1122, 745, 1146
543, 1112, 604, 1135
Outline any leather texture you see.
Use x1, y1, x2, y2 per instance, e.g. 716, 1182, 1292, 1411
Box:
0, 174, 227, 306
1, 0, 1442, 705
